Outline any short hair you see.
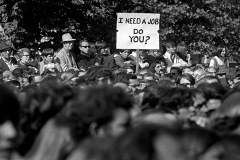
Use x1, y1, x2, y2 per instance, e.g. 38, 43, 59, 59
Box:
95, 41, 107, 52
42, 48, 54, 57
158, 86, 194, 111
165, 41, 175, 48
18, 48, 30, 58
79, 39, 89, 47
176, 73, 195, 86
85, 66, 114, 85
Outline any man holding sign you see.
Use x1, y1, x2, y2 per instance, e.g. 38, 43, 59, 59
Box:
116, 13, 160, 73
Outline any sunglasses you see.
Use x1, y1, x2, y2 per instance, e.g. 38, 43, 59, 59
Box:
81, 46, 90, 48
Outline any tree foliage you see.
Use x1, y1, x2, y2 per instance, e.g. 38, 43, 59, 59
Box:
0, 0, 240, 54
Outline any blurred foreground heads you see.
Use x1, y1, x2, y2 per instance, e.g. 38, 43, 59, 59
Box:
0, 85, 20, 160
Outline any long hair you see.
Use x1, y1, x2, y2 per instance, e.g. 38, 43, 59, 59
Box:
25, 118, 74, 160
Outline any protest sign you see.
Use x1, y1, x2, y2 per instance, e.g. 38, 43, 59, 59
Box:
116, 13, 160, 50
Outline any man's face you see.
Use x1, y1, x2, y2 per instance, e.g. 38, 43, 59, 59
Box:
44, 54, 53, 63
155, 62, 165, 74
104, 108, 130, 137
64, 41, 74, 51
21, 52, 30, 64
120, 50, 129, 59
167, 45, 176, 54
1, 50, 11, 60
100, 47, 110, 55
80, 42, 90, 54
0, 120, 17, 160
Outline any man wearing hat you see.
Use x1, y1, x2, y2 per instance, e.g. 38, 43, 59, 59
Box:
0, 41, 17, 74
56, 33, 78, 71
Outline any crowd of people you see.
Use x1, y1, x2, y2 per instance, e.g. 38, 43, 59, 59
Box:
1, 32, 240, 160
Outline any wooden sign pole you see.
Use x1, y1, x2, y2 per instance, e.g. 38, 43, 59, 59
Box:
136, 48, 139, 74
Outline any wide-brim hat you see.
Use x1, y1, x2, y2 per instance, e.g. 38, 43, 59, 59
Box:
0, 41, 11, 51
61, 33, 76, 43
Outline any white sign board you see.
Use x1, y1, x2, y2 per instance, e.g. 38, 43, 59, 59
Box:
116, 13, 160, 50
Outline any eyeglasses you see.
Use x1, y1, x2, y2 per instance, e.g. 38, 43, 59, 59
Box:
23, 55, 30, 57
81, 46, 90, 48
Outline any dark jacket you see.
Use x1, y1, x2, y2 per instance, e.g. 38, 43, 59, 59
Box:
98, 54, 116, 70
76, 52, 97, 69
114, 55, 135, 69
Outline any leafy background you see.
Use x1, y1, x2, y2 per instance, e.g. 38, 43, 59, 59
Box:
0, 0, 240, 58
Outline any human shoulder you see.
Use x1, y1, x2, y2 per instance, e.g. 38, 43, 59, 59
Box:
56, 48, 66, 56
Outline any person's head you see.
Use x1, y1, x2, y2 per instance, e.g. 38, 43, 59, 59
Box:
79, 39, 90, 54
150, 61, 166, 75
211, 89, 240, 118
176, 73, 195, 88
157, 86, 194, 116
170, 67, 182, 81
214, 46, 226, 57
42, 48, 54, 63
85, 66, 115, 86
119, 49, 130, 59
18, 48, 31, 64
0, 85, 20, 160
151, 49, 160, 57
165, 41, 176, 54
62, 33, 76, 51
113, 124, 186, 160
0, 41, 12, 60
21, 77, 30, 87
196, 82, 227, 115
176, 42, 188, 61
58, 85, 133, 140
95, 41, 109, 55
